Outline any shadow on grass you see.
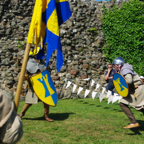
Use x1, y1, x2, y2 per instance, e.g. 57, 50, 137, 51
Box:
23, 112, 75, 121
128, 128, 142, 135
103, 107, 110, 109
96, 105, 101, 107
112, 109, 123, 112
117, 110, 123, 112
89, 104, 95, 106
78, 100, 84, 102
83, 102, 89, 104
126, 120, 144, 135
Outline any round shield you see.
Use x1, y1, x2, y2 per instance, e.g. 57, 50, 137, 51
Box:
113, 72, 129, 97
29, 69, 57, 106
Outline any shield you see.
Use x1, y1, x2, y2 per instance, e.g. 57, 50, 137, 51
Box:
113, 73, 129, 97
29, 69, 57, 106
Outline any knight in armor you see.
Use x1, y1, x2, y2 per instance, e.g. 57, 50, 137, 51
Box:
0, 90, 23, 144
18, 52, 53, 122
113, 57, 144, 129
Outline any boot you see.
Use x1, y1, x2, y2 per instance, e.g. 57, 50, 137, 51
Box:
44, 103, 53, 122
123, 123, 140, 129
19, 103, 32, 118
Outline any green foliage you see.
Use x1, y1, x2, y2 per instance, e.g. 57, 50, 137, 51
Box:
101, 0, 144, 75
5, 73, 8, 76
17, 40, 26, 50
88, 28, 97, 32
79, 49, 83, 53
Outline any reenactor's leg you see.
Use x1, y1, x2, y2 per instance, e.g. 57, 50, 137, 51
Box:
120, 102, 139, 129
19, 103, 32, 118
44, 103, 53, 122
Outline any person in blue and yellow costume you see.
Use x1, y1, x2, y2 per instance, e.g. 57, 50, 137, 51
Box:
19, 48, 53, 122
113, 57, 144, 129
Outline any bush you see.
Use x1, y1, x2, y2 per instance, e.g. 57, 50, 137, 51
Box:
101, 0, 144, 75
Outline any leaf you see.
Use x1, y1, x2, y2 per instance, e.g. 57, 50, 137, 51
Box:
101, 0, 144, 75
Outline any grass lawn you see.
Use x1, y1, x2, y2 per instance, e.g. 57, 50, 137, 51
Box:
17, 98, 144, 144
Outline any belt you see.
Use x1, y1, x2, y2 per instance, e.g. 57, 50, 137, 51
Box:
134, 84, 143, 89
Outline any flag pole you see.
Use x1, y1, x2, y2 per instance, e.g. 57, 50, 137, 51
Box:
14, 43, 31, 112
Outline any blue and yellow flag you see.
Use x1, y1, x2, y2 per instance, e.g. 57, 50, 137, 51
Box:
27, 0, 71, 72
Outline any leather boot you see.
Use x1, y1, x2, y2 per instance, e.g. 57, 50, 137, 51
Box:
19, 103, 32, 118
44, 103, 53, 122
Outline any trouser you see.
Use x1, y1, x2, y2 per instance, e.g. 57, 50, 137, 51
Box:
21, 103, 49, 118
106, 82, 114, 95
119, 102, 137, 124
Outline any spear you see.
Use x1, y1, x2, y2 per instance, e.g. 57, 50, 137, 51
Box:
14, 0, 43, 112
14, 43, 31, 112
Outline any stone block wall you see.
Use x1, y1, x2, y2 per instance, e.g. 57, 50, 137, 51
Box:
0, 0, 126, 99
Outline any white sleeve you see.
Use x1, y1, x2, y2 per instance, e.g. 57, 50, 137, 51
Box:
124, 73, 133, 84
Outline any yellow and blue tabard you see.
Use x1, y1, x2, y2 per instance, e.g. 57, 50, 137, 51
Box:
29, 69, 57, 106
113, 73, 129, 97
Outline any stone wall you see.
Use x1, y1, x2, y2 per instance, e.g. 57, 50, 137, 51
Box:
0, 0, 124, 99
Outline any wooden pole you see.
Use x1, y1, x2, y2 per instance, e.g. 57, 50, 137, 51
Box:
14, 43, 31, 112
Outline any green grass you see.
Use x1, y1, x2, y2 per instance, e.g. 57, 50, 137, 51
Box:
17, 98, 144, 144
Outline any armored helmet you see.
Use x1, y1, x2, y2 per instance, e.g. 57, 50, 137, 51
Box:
112, 57, 125, 65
